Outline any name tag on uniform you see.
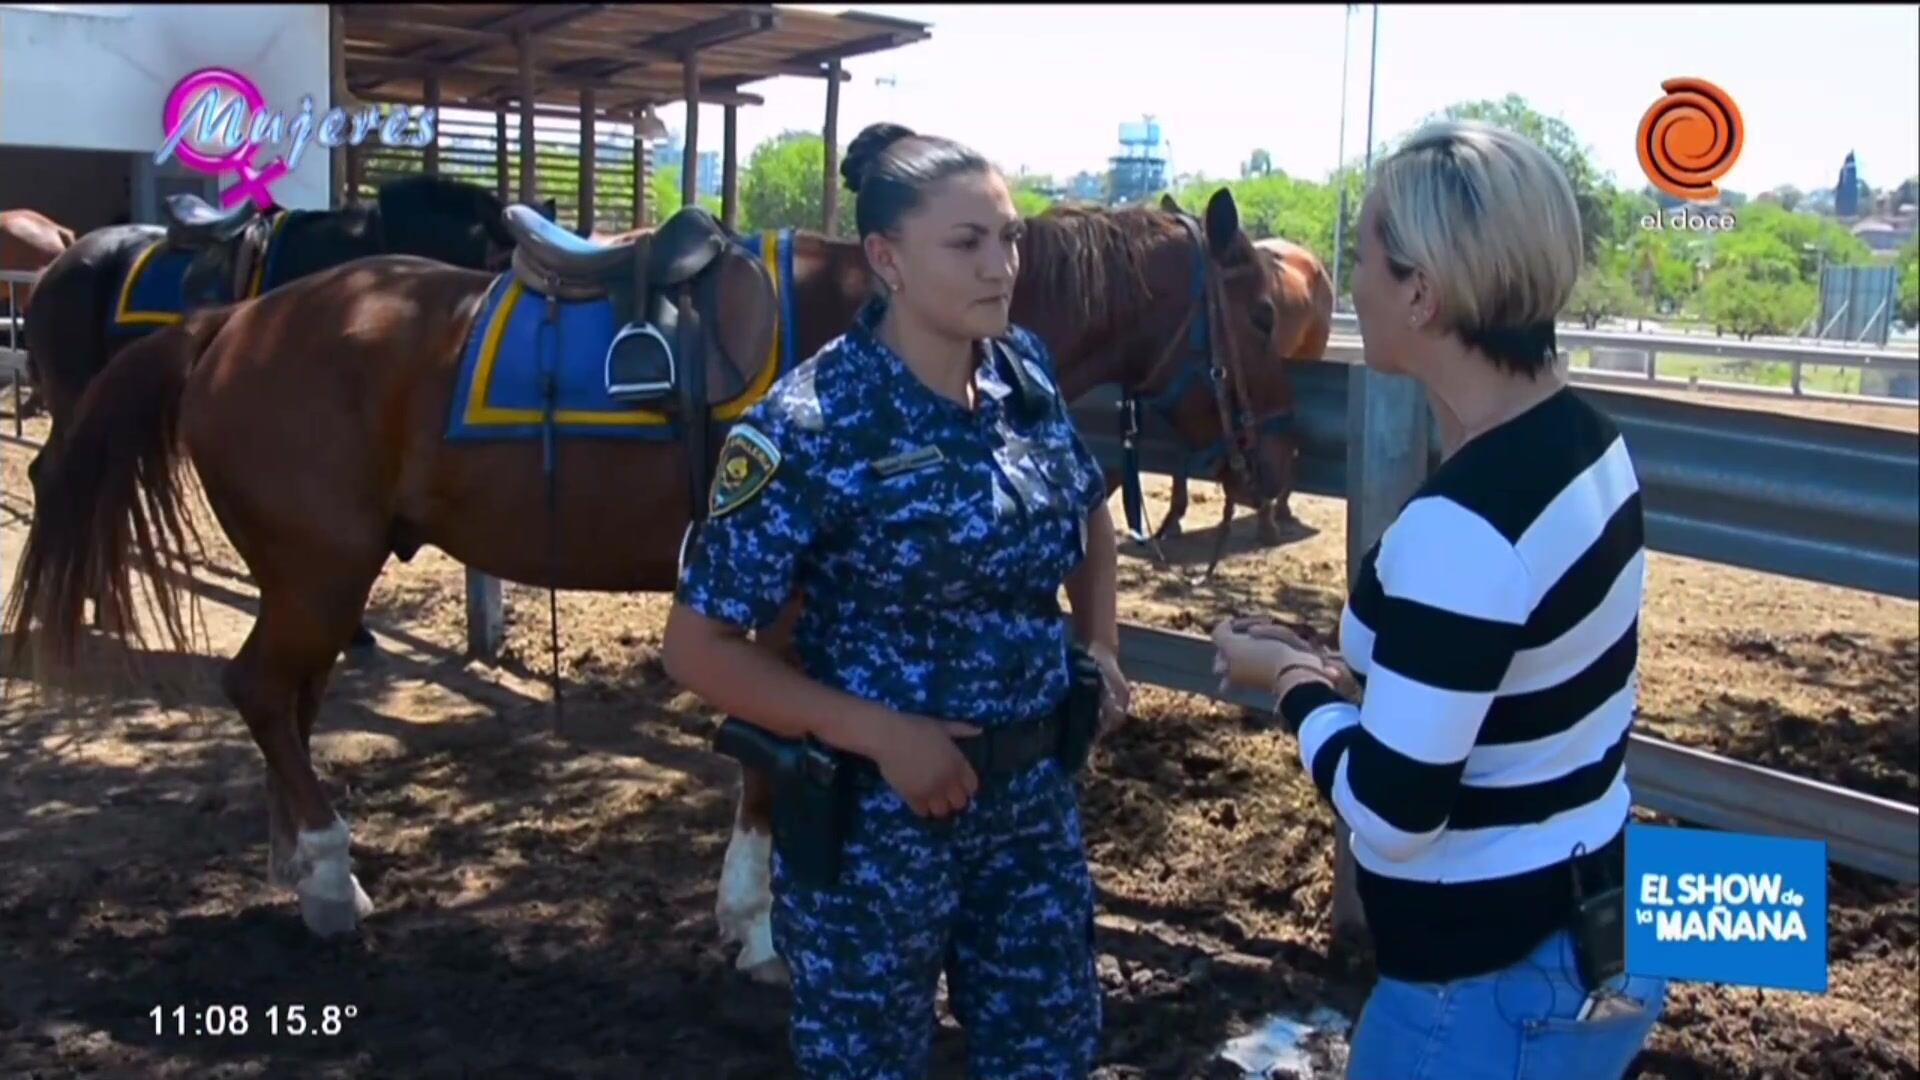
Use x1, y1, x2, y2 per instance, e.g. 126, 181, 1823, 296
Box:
869, 445, 946, 478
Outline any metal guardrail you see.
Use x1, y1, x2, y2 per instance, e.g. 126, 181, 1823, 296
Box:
1117, 621, 1920, 884
1328, 312, 1920, 373
1325, 313, 1920, 405
1073, 362, 1920, 601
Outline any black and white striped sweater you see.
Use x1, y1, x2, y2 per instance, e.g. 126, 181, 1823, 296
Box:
1281, 386, 1643, 982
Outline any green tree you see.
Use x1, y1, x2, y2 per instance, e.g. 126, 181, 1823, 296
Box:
1243, 148, 1274, 178
1897, 236, 1919, 326
1007, 173, 1057, 218
738, 131, 856, 235
1431, 94, 1616, 263
1767, 185, 1805, 212
1565, 259, 1640, 328
649, 163, 723, 223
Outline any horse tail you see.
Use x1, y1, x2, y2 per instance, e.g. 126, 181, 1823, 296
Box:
4, 305, 233, 680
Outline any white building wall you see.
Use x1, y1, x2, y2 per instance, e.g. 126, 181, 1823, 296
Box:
0, 3, 333, 210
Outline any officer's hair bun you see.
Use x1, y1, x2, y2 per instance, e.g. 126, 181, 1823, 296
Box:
841, 123, 918, 195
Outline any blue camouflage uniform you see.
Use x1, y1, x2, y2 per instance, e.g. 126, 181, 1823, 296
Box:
677, 297, 1108, 1079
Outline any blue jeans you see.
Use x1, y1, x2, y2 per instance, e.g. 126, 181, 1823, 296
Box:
1346, 929, 1666, 1080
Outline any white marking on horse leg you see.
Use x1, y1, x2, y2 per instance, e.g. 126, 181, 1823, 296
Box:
716, 826, 786, 980
715, 826, 771, 944
292, 816, 372, 937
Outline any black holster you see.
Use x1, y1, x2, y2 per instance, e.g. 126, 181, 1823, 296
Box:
1567, 844, 1627, 993
1056, 643, 1104, 776
713, 718, 851, 890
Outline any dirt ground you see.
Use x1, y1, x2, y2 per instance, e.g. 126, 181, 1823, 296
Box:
1, 407, 1915, 1080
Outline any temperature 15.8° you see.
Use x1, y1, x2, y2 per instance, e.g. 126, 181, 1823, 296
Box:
270, 1004, 359, 1036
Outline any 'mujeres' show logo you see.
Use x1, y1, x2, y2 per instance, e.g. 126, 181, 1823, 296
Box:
155, 67, 436, 208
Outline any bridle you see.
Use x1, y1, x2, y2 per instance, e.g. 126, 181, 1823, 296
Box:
1116, 212, 1293, 573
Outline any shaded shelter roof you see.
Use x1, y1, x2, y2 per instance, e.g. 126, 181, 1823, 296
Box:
339, 3, 931, 115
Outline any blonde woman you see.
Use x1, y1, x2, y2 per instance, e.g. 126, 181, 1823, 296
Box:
1214, 121, 1666, 1079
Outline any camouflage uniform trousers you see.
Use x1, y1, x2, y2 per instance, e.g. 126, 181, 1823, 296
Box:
770, 757, 1101, 1080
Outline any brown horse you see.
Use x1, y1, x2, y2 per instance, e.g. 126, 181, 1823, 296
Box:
2, 210, 74, 411
1151, 233, 1333, 546
6, 188, 1289, 942
1, 208, 75, 316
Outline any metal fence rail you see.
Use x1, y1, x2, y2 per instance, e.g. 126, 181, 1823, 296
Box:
1328, 312, 1920, 379
1117, 622, 1920, 884
1, 270, 33, 379
1072, 362, 1920, 601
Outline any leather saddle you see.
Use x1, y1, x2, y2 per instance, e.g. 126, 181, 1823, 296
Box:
163, 193, 258, 250
501, 203, 775, 407
500, 202, 778, 523
171, 202, 277, 309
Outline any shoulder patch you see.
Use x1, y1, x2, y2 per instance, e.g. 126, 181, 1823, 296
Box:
709, 423, 784, 518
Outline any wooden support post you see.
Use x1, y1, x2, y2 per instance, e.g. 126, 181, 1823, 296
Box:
345, 144, 363, 204
423, 77, 441, 174
681, 53, 701, 210
721, 104, 739, 233
495, 110, 510, 202
1339, 362, 1435, 945
329, 5, 348, 208
579, 87, 597, 236
463, 33, 539, 662
466, 571, 505, 660
633, 110, 651, 228
822, 60, 842, 236
517, 31, 537, 203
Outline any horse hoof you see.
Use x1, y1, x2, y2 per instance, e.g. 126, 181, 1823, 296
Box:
735, 916, 787, 985
743, 955, 790, 986
299, 885, 367, 938
292, 818, 369, 937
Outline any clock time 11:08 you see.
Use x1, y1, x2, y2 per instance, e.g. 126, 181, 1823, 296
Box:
150, 1004, 359, 1036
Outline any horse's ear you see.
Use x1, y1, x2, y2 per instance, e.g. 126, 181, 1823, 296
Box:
1204, 187, 1241, 257
1159, 193, 1182, 215
541, 198, 558, 222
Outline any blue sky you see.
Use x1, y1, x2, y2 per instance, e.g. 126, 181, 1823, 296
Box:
662, 3, 1918, 196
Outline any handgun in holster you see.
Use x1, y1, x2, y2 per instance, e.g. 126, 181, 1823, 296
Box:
1567, 844, 1627, 993
712, 718, 852, 890
1056, 643, 1105, 776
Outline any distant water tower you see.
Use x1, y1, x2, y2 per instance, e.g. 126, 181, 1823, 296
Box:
1109, 114, 1169, 205
1835, 151, 1860, 219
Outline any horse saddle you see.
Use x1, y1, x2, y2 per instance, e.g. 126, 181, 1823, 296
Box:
177, 212, 277, 309
163, 193, 258, 249
501, 203, 776, 410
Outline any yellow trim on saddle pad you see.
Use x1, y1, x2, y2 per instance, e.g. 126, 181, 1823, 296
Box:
114, 241, 183, 327
460, 229, 786, 430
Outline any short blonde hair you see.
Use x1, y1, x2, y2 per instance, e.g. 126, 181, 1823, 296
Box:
1371, 120, 1582, 374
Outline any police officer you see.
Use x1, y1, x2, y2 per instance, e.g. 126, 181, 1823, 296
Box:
662, 121, 1129, 1079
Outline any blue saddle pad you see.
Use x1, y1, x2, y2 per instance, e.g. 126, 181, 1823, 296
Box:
108, 212, 294, 335
110, 241, 196, 334
445, 228, 797, 443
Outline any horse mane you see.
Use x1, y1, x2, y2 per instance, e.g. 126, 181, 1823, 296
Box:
375, 174, 504, 224
1018, 204, 1173, 336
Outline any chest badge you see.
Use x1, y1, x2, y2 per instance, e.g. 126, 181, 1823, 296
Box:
869, 445, 946, 478
709, 424, 783, 518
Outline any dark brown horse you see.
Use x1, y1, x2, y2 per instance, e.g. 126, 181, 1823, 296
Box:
6, 188, 1292, 943
1150, 232, 1333, 547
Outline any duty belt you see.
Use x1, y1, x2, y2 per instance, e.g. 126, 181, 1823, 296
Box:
848, 707, 1066, 781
